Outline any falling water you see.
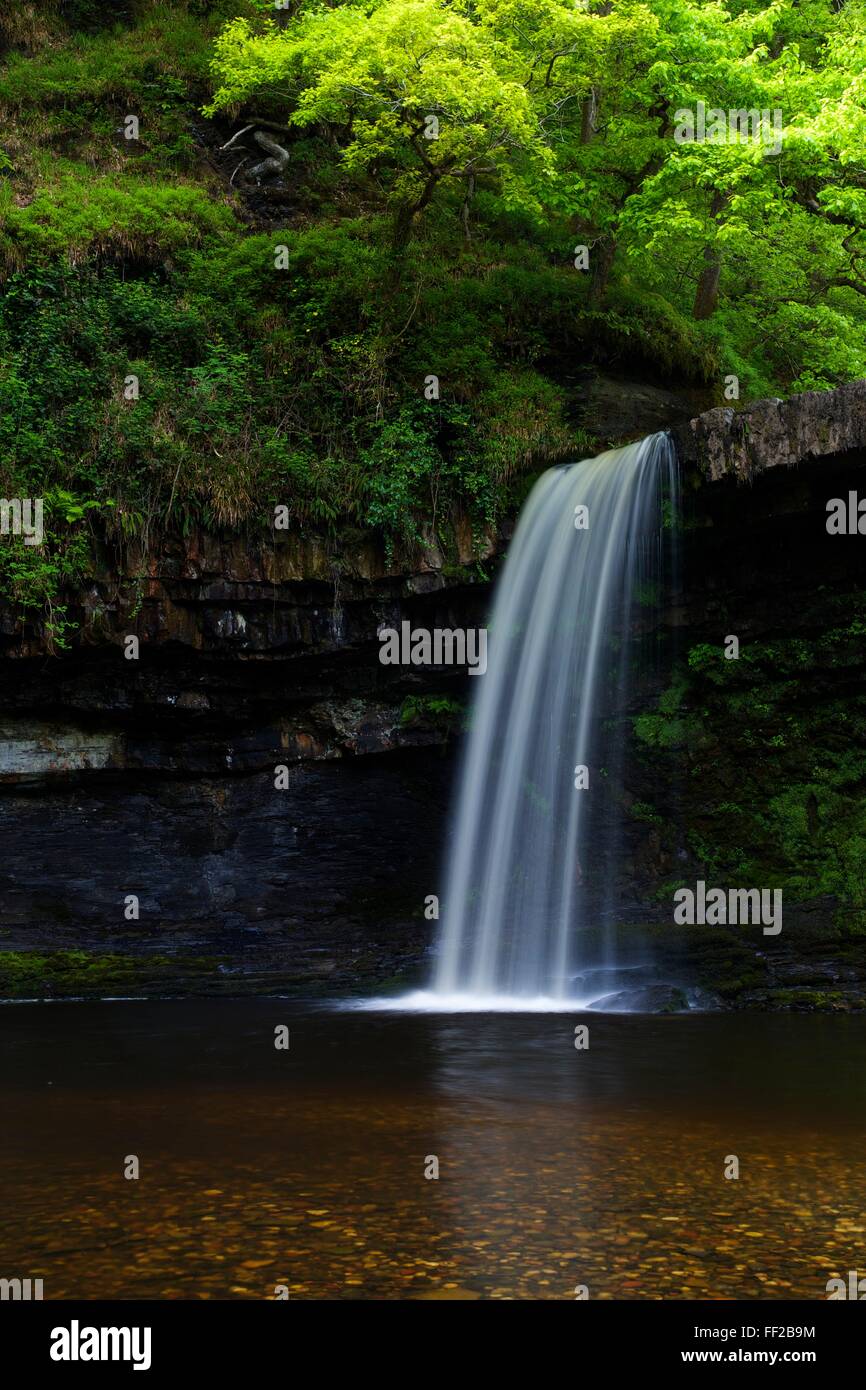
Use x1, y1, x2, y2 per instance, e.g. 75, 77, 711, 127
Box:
429, 432, 679, 1009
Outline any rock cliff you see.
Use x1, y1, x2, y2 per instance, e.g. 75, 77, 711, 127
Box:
2, 381, 865, 1005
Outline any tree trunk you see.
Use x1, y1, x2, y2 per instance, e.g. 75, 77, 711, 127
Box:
391, 202, 416, 253
461, 172, 476, 241
580, 87, 599, 145
693, 248, 721, 319
390, 166, 451, 253
693, 192, 726, 319
589, 235, 616, 304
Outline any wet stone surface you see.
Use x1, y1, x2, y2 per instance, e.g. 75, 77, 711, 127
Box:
2, 1002, 864, 1300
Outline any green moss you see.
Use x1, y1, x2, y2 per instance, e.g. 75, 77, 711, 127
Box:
766, 988, 849, 1010
0, 949, 224, 998
633, 676, 705, 750
632, 608, 866, 936
708, 972, 767, 999
400, 695, 465, 728
0, 174, 237, 270
659, 987, 690, 1013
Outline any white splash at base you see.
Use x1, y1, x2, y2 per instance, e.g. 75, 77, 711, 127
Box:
347, 989, 633, 1014
433, 434, 680, 999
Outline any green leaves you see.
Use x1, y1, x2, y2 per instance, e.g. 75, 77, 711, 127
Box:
203, 0, 866, 392
361, 400, 492, 548
6, 0, 866, 643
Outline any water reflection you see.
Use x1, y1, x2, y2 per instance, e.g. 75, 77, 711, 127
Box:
0, 1001, 863, 1299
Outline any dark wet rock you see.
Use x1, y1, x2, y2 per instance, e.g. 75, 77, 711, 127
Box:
580, 371, 714, 449
0, 748, 448, 998
673, 378, 866, 482
591, 983, 691, 1013
2, 380, 866, 1002
686, 986, 725, 1011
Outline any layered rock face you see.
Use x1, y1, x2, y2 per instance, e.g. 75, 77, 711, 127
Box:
0, 529, 490, 997
0, 750, 451, 995
1, 382, 866, 1004
641, 397, 866, 1009
673, 378, 866, 482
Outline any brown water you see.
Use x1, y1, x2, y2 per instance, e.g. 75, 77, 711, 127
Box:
1, 1001, 864, 1300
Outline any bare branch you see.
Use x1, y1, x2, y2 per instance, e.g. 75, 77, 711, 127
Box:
219, 125, 255, 152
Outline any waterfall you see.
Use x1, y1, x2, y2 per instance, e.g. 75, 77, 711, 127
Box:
431, 432, 679, 1008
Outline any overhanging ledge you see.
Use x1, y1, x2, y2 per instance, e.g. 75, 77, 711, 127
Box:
671, 378, 866, 482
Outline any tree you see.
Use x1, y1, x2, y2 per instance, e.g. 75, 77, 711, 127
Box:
207, 0, 866, 388
207, 1, 556, 250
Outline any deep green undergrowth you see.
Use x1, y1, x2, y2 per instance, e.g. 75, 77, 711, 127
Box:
633, 599, 866, 934
2, 0, 866, 636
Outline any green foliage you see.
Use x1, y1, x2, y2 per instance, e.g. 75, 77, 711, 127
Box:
0, 949, 224, 999
634, 674, 704, 750
0, 490, 111, 650
5, 0, 866, 645
639, 619, 866, 932
0, 174, 237, 271
362, 401, 494, 550
206, 0, 866, 388
400, 694, 464, 727
206, 0, 554, 242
